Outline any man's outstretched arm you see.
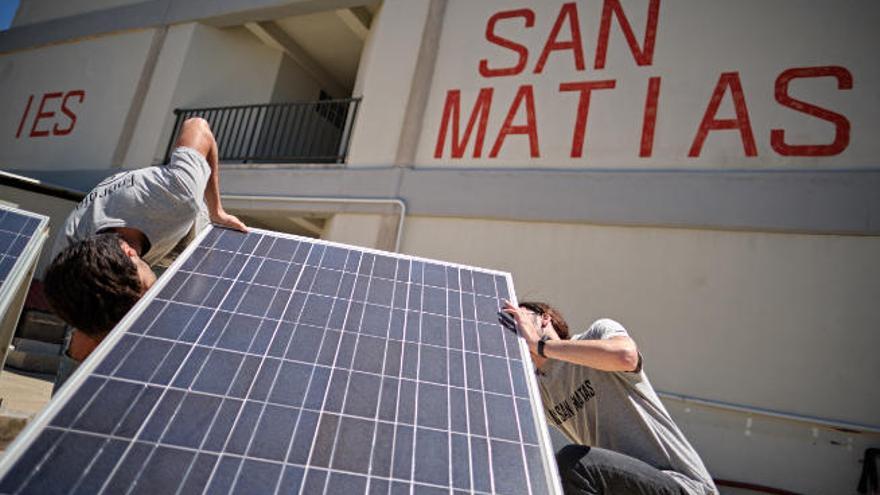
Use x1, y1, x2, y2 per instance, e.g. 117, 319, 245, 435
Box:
175, 117, 246, 232
502, 300, 639, 372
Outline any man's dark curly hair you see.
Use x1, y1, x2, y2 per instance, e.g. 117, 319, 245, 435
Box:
44, 233, 143, 336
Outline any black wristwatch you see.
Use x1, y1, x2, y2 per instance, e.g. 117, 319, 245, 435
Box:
537, 335, 551, 358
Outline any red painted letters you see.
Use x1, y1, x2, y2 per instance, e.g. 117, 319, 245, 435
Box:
689, 73, 757, 157
771, 66, 852, 156
16, 90, 86, 138
54, 90, 86, 136
434, 89, 494, 158
30, 92, 63, 138
534, 3, 585, 74
640, 76, 661, 157
15, 95, 34, 139
480, 9, 535, 78
594, 0, 660, 70
560, 80, 616, 158
490, 85, 540, 158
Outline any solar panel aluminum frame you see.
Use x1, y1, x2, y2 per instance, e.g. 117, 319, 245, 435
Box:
0, 206, 49, 371
0, 226, 564, 494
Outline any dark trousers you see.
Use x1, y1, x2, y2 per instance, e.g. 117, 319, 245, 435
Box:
556, 445, 688, 495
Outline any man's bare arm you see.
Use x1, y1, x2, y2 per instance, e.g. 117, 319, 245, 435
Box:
176, 118, 246, 232
502, 300, 639, 372
540, 337, 640, 372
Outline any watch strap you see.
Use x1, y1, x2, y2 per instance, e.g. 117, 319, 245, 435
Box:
537, 335, 550, 358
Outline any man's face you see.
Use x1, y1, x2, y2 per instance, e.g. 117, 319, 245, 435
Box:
133, 256, 157, 294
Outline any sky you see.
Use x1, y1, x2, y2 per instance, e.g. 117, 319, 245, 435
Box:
0, 0, 19, 30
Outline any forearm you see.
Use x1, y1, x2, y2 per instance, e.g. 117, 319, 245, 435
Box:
204, 134, 223, 216
540, 338, 639, 372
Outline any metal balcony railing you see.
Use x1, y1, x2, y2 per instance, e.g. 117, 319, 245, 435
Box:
164, 98, 361, 165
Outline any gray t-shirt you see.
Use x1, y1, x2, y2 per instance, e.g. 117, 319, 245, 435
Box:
538, 319, 717, 495
50, 147, 211, 266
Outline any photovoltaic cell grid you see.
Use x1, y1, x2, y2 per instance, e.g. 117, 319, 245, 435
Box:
0, 206, 43, 289
0, 227, 558, 495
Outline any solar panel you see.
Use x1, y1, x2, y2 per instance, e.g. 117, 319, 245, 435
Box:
0, 204, 49, 370
0, 227, 562, 494
0, 206, 45, 290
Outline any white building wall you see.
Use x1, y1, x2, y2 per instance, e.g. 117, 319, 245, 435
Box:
0, 29, 155, 170
346, 0, 432, 166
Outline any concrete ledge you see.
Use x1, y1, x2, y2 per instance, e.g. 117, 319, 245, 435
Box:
12, 166, 880, 236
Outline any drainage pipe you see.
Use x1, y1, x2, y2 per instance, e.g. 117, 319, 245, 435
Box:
657, 390, 880, 434
221, 194, 407, 253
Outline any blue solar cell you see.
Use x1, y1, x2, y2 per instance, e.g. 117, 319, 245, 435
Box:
450, 433, 470, 490
234, 459, 282, 494
423, 286, 446, 315
235, 364, 270, 402
482, 355, 514, 396
269, 361, 311, 406
203, 399, 242, 451
367, 277, 394, 305
162, 393, 220, 448
416, 383, 447, 429
301, 469, 327, 494
423, 263, 446, 287
248, 358, 281, 401
473, 271, 496, 296
71, 438, 127, 495
361, 303, 390, 337
139, 389, 185, 441
192, 349, 244, 395
371, 422, 394, 476
492, 440, 530, 495
487, 394, 520, 441
248, 405, 299, 461
397, 380, 416, 424
467, 390, 487, 436
470, 436, 492, 493
332, 416, 374, 473
449, 387, 468, 433
22, 432, 104, 494
377, 376, 399, 421
179, 453, 219, 495
321, 246, 348, 269
351, 335, 386, 374
311, 413, 339, 467
343, 371, 381, 418
372, 255, 397, 279
421, 313, 446, 346
391, 424, 414, 479
287, 410, 318, 464
205, 455, 242, 494
419, 345, 447, 385
267, 237, 299, 262
312, 268, 342, 296
414, 428, 448, 486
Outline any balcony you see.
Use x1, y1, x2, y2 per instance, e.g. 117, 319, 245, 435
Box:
164, 98, 361, 165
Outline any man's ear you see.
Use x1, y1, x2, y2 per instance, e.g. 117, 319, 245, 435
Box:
540, 313, 552, 328
118, 239, 138, 258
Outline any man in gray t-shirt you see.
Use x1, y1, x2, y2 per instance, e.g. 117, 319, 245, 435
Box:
44, 117, 246, 386
502, 301, 717, 495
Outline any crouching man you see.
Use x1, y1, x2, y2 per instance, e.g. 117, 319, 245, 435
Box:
502, 301, 717, 495
44, 118, 246, 389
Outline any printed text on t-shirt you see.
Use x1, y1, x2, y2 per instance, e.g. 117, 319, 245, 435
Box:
546, 379, 595, 426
